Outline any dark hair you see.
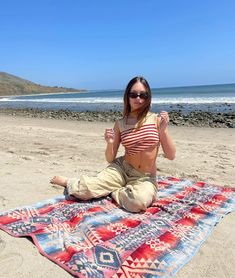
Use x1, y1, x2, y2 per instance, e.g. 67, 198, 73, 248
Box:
123, 76, 152, 126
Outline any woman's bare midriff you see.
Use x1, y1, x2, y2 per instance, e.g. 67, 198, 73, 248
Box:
124, 146, 159, 175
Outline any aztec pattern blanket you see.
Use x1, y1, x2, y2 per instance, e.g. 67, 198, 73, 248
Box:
0, 176, 234, 277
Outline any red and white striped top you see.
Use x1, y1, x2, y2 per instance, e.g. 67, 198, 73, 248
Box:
119, 113, 160, 156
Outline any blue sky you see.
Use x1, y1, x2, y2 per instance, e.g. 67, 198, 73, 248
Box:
1, 0, 235, 90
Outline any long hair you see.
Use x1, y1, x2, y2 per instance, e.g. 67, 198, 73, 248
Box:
123, 76, 152, 127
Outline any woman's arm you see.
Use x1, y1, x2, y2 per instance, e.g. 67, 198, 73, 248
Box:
105, 121, 121, 163
158, 111, 176, 160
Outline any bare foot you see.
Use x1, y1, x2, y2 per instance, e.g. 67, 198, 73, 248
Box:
50, 176, 68, 187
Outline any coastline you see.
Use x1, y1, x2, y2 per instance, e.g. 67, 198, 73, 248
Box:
0, 90, 87, 98
0, 107, 234, 128
0, 114, 234, 277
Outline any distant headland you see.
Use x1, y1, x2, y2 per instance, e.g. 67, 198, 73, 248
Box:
0, 72, 85, 96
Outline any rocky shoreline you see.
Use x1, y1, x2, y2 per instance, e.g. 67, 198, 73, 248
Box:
0, 108, 234, 128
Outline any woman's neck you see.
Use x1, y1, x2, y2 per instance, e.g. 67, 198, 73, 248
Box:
129, 111, 139, 118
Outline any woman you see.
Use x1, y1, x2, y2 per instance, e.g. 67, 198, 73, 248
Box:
50, 76, 176, 212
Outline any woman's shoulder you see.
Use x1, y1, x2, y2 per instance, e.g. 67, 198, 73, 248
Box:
146, 111, 159, 120
115, 117, 125, 131
144, 112, 161, 128
116, 117, 125, 124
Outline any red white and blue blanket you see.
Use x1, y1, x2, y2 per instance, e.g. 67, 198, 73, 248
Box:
0, 176, 234, 277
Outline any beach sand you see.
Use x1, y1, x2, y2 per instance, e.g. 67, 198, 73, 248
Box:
0, 114, 234, 277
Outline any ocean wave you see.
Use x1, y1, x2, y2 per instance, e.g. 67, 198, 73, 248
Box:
152, 97, 235, 104
1, 96, 235, 104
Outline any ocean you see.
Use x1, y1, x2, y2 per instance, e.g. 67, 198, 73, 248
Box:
0, 83, 235, 114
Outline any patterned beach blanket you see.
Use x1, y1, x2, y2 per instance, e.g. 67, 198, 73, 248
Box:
0, 176, 234, 277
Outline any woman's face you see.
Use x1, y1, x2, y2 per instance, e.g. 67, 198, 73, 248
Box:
128, 81, 148, 112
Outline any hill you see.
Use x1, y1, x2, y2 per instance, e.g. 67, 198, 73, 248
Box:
0, 72, 85, 96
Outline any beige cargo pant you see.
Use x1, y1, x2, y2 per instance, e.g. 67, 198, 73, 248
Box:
67, 156, 157, 212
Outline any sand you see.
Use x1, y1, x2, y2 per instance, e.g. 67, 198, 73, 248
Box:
0, 114, 234, 278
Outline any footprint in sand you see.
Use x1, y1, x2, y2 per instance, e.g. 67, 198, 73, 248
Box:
39, 147, 51, 151
0, 253, 24, 275
0, 237, 6, 254
215, 164, 226, 169
33, 142, 43, 146
0, 195, 7, 207
6, 149, 15, 154
35, 150, 50, 156
21, 156, 33, 161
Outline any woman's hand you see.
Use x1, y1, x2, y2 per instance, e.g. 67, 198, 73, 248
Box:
105, 122, 121, 163
159, 111, 170, 132
104, 128, 115, 143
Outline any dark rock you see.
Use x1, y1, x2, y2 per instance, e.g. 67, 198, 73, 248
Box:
0, 108, 234, 128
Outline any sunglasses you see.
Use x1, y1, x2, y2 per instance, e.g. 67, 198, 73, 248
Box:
128, 91, 149, 100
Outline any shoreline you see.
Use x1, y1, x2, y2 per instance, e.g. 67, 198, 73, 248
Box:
0, 90, 87, 98
0, 107, 234, 128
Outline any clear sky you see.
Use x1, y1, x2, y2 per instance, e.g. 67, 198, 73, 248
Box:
1, 0, 235, 90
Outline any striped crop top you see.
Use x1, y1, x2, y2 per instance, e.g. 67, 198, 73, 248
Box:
118, 112, 160, 156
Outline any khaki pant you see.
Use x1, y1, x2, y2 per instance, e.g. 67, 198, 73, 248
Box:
67, 156, 157, 212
